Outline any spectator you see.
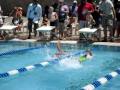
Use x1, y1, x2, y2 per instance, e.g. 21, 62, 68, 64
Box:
48, 6, 58, 27
77, 0, 94, 29
42, 15, 49, 26
92, 5, 101, 27
43, 5, 49, 18
0, 5, 3, 27
99, 0, 116, 41
16, 7, 23, 17
116, 3, 120, 37
0, 5, 4, 39
58, 0, 69, 39
66, 14, 76, 37
27, 0, 42, 39
52, 0, 59, 12
69, 0, 78, 17
86, 11, 95, 28
48, 6, 59, 40
12, 8, 23, 34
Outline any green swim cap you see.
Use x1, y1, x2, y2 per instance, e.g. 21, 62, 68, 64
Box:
79, 56, 86, 62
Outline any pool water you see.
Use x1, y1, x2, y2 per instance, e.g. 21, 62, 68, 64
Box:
0, 42, 120, 90
0, 41, 39, 52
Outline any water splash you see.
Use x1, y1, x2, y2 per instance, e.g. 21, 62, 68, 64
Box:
58, 57, 83, 70
44, 45, 51, 59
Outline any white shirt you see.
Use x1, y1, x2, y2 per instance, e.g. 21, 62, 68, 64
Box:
27, 3, 42, 23
0, 5, 2, 18
99, 0, 114, 16
0, 5, 3, 25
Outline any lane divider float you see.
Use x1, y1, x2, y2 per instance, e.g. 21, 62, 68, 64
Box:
81, 68, 120, 90
0, 50, 84, 78
0, 46, 45, 57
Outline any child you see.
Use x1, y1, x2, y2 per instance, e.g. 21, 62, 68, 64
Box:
12, 8, 23, 36
42, 15, 49, 26
79, 49, 93, 63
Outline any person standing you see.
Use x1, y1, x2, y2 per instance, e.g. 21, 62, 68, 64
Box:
77, 0, 94, 29
52, 0, 59, 12
48, 6, 59, 40
48, 6, 58, 27
116, 2, 120, 37
27, 0, 42, 39
99, 0, 116, 41
0, 5, 3, 27
58, 0, 69, 39
69, 0, 78, 17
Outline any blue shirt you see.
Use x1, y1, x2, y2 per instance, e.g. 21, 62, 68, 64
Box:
27, 3, 42, 23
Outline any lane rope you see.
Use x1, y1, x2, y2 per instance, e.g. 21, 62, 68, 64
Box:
0, 45, 45, 57
0, 50, 85, 78
81, 68, 120, 90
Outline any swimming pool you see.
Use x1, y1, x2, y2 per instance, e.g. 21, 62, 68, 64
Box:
0, 41, 120, 90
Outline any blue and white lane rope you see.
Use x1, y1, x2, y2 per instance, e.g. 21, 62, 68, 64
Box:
0, 50, 84, 79
81, 68, 120, 90
0, 46, 45, 57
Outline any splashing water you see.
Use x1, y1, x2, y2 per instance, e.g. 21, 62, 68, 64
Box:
58, 57, 83, 70
45, 45, 51, 59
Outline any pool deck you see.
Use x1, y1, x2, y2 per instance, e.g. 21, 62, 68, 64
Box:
93, 42, 120, 46
2, 37, 120, 47
50, 40, 77, 44
0, 16, 120, 45
10, 38, 37, 42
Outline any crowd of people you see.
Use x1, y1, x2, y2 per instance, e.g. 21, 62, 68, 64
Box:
0, 0, 120, 41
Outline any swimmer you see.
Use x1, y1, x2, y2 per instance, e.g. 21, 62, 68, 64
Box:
85, 49, 93, 59
54, 40, 65, 57
79, 49, 93, 63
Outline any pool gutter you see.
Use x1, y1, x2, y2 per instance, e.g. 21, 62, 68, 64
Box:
93, 42, 120, 46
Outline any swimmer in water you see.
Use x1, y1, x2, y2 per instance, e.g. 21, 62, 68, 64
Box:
54, 40, 65, 57
79, 49, 93, 63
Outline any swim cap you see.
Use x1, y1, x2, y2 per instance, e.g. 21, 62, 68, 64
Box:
79, 56, 86, 62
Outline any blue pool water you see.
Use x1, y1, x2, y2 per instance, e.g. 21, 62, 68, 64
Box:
0, 41, 40, 52
0, 42, 120, 90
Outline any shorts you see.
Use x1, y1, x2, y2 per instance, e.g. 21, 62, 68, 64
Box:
50, 20, 58, 27
101, 16, 113, 27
